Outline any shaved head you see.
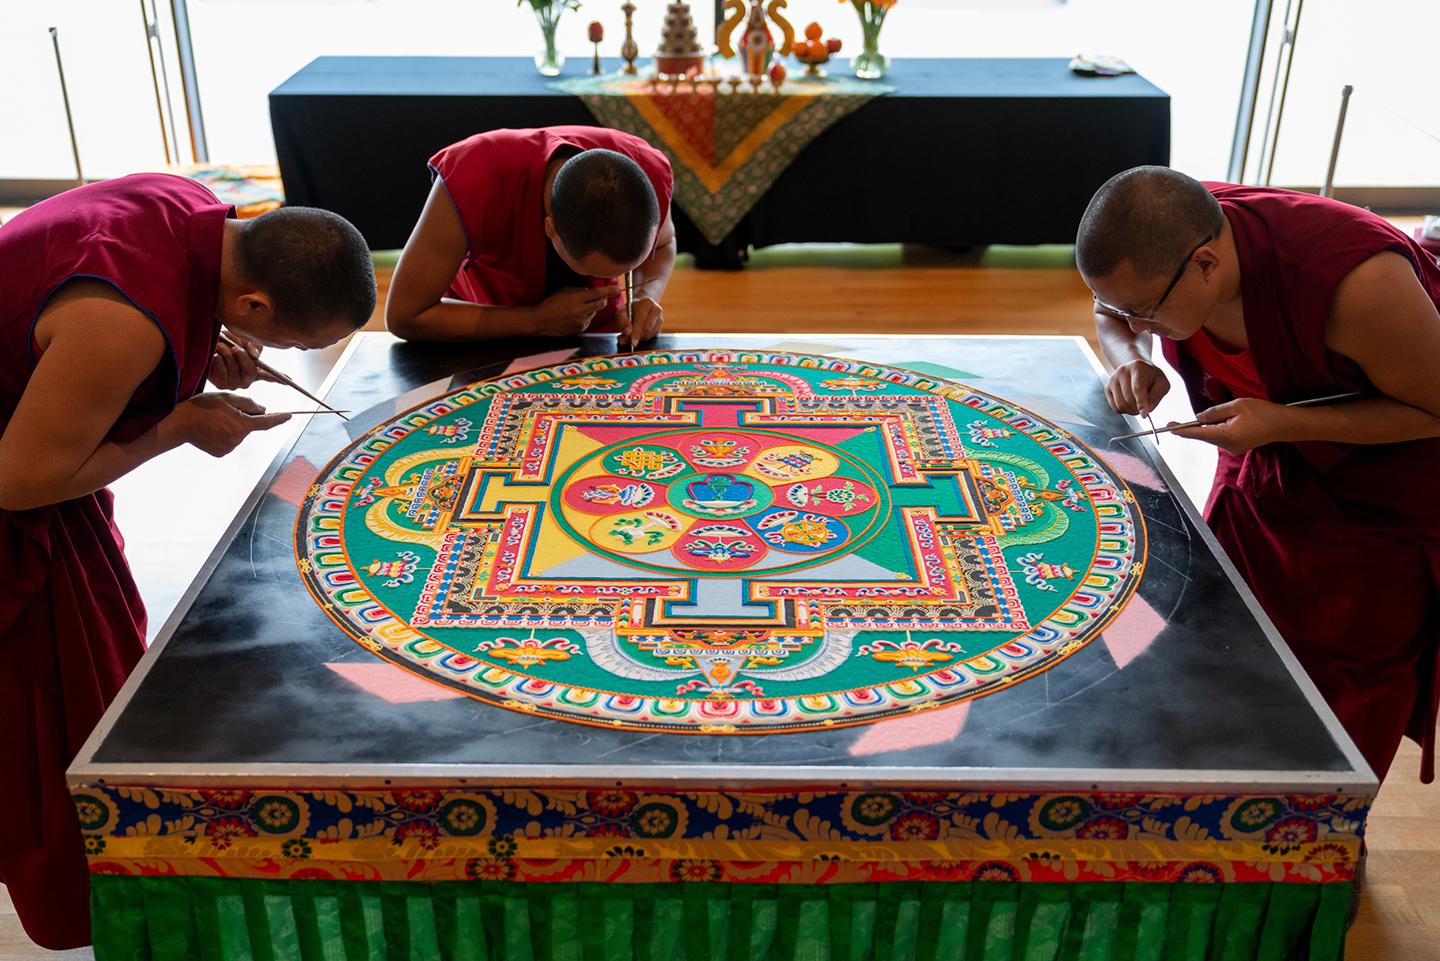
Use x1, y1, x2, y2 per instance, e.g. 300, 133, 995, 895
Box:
238, 206, 375, 330
1076, 167, 1223, 280
551, 148, 659, 265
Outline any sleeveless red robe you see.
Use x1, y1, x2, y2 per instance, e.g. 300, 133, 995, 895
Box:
428, 126, 674, 334
1163, 183, 1440, 783
0, 174, 230, 948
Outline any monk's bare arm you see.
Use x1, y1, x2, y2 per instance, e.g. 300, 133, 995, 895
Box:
0, 287, 182, 510
1286, 251, 1440, 445
0, 284, 290, 511
1095, 311, 1152, 367
1094, 311, 1169, 416
385, 180, 539, 342
635, 210, 677, 303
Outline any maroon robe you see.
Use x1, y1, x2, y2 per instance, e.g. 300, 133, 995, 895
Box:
1163, 183, 1440, 783
429, 126, 674, 333
0, 174, 231, 948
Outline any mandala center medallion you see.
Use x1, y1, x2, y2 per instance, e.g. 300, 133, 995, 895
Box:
554, 429, 884, 576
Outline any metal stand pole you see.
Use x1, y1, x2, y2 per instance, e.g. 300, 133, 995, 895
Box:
1260, 0, 1305, 185
140, 0, 182, 164
169, 0, 209, 162
1321, 85, 1354, 199
1229, 0, 1276, 182
48, 27, 84, 187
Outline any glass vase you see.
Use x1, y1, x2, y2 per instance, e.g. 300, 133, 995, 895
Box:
853, 15, 889, 80
534, 11, 565, 77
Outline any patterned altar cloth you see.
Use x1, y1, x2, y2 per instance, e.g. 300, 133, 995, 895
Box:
555, 75, 890, 245
74, 784, 1366, 887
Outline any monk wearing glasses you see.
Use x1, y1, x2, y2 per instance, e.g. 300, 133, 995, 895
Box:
1077, 165, 1440, 784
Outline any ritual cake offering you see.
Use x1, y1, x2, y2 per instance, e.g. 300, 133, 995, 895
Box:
655, 1, 705, 76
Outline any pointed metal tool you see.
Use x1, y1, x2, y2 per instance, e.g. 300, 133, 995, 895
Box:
1110, 392, 1364, 443
218, 332, 350, 421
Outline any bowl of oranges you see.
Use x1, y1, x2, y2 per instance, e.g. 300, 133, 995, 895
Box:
792, 22, 842, 78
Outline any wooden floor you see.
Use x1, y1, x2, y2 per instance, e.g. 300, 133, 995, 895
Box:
4, 243, 1437, 957
365, 244, 1101, 342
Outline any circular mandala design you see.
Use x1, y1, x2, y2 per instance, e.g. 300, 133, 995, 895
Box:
296, 351, 1147, 734
72, 792, 115, 832
1036, 796, 1093, 833
1226, 797, 1283, 835
850, 793, 901, 828
629, 801, 682, 838
251, 796, 303, 834
440, 798, 489, 836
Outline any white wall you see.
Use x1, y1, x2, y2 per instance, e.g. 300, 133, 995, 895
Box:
2, 1, 1433, 190
185, 0, 1255, 180
3, 0, 1251, 181
1262, 0, 1440, 187
0, 1, 170, 178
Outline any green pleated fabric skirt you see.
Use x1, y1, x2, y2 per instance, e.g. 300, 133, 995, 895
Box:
90, 877, 1352, 961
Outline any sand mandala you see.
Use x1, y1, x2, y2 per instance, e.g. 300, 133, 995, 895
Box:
296, 351, 1145, 733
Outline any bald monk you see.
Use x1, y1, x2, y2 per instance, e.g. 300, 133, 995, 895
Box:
1077, 166, 1440, 783
0, 173, 375, 948
386, 126, 675, 345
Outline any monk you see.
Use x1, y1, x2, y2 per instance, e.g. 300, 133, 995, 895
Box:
0, 173, 376, 948
385, 126, 675, 345
1076, 166, 1440, 783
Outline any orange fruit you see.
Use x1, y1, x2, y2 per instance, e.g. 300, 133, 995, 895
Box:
805, 21, 823, 41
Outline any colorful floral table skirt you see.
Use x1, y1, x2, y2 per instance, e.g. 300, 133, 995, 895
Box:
75, 784, 1364, 960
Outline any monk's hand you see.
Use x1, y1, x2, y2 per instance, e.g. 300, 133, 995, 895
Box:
1105, 360, 1170, 417
1169, 398, 1288, 454
625, 297, 664, 345
175, 392, 292, 457
532, 286, 622, 337
208, 334, 263, 389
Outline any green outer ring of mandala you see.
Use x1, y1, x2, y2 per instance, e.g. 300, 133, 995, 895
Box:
552, 427, 891, 577
295, 350, 1148, 735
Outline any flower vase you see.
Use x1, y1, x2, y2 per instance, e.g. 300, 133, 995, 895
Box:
852, 12, 889, 80
534, 11, 565, 76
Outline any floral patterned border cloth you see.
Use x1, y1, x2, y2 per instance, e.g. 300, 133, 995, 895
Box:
73, 785, 1367, 886
554, 74, 892, 245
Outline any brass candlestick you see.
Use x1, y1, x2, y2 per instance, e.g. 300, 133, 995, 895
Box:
620, 2, 639, 75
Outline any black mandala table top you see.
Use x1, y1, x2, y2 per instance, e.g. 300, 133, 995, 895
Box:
70, 334, 1373, 795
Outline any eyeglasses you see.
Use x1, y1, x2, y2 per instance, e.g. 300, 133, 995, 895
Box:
1092, 233, 1213, 324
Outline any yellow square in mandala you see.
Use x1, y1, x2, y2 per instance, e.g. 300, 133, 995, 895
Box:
552, 427, 607, 475
471, 429, 604, 515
